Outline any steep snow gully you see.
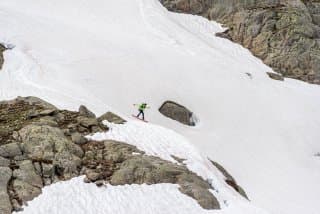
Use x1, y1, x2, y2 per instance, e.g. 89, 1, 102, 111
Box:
0, 0, 320, 214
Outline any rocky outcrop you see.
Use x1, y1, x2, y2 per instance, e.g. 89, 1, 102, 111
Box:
0, 44, 5, 70
0, 96, 106, 147
0, 96, 248, 212
82, 140, 220, 209
0, 97, 107, 212
18, 125, 83, 180
159, 101, 197, 126
160, 0, 320, 84
98, 111, 126, 124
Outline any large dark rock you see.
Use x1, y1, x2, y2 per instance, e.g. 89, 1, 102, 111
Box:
160, 0, 320, 84
159, 101, 197, 126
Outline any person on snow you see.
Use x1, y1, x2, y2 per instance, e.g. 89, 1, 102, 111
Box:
134, 103, 149, 120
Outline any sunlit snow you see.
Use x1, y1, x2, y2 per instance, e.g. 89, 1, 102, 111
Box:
1, 0, 320, 214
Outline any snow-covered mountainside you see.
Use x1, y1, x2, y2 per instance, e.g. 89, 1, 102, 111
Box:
0, 0, 319, 214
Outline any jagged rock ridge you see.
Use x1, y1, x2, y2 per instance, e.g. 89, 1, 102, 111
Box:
160, 0, 320, 84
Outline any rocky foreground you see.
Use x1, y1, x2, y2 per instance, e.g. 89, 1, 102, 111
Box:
0, 97, 247, 213
161, 0, 320, 84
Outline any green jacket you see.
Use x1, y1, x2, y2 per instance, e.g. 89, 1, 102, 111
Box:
139, 103, 147, 111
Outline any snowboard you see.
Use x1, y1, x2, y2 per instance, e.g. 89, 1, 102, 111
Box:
131, 115, 148, 123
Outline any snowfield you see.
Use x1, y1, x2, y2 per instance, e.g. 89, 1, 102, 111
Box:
1, 0, 320, 214
15, 177, 266, 214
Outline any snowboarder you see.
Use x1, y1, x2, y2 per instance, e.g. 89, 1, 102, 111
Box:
134, 103, 149, 121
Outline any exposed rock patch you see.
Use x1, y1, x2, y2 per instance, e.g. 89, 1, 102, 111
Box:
159, 101, 197, 126
82, 140, 220, 209
160, 0, 320, 84
209, 160, 248, 200
267, 72, 284, 81
98, 111, 126, 124
0, 97, 46, 146
0, 143, 22, 158
0, 43, 6, 70
0, 96, 106, 147
79, 105, 96, 118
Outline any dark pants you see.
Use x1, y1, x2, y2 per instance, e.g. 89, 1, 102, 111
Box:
137, 110, 144, 120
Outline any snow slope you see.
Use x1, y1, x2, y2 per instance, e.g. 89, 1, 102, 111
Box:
0, 0, 320, 214
16, 122, 267, 214
15, 177, 265, 214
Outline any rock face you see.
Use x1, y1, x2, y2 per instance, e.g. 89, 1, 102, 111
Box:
0, 143, 22, 158
0, 97, 107, 212
159, 101, 197, 126
12, 160, 43, 203
0, 167, 12, 214
160, 0, 320, 84
0, 44, 5, 70
19, 125, 83, 180
82, 140, 220, 209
